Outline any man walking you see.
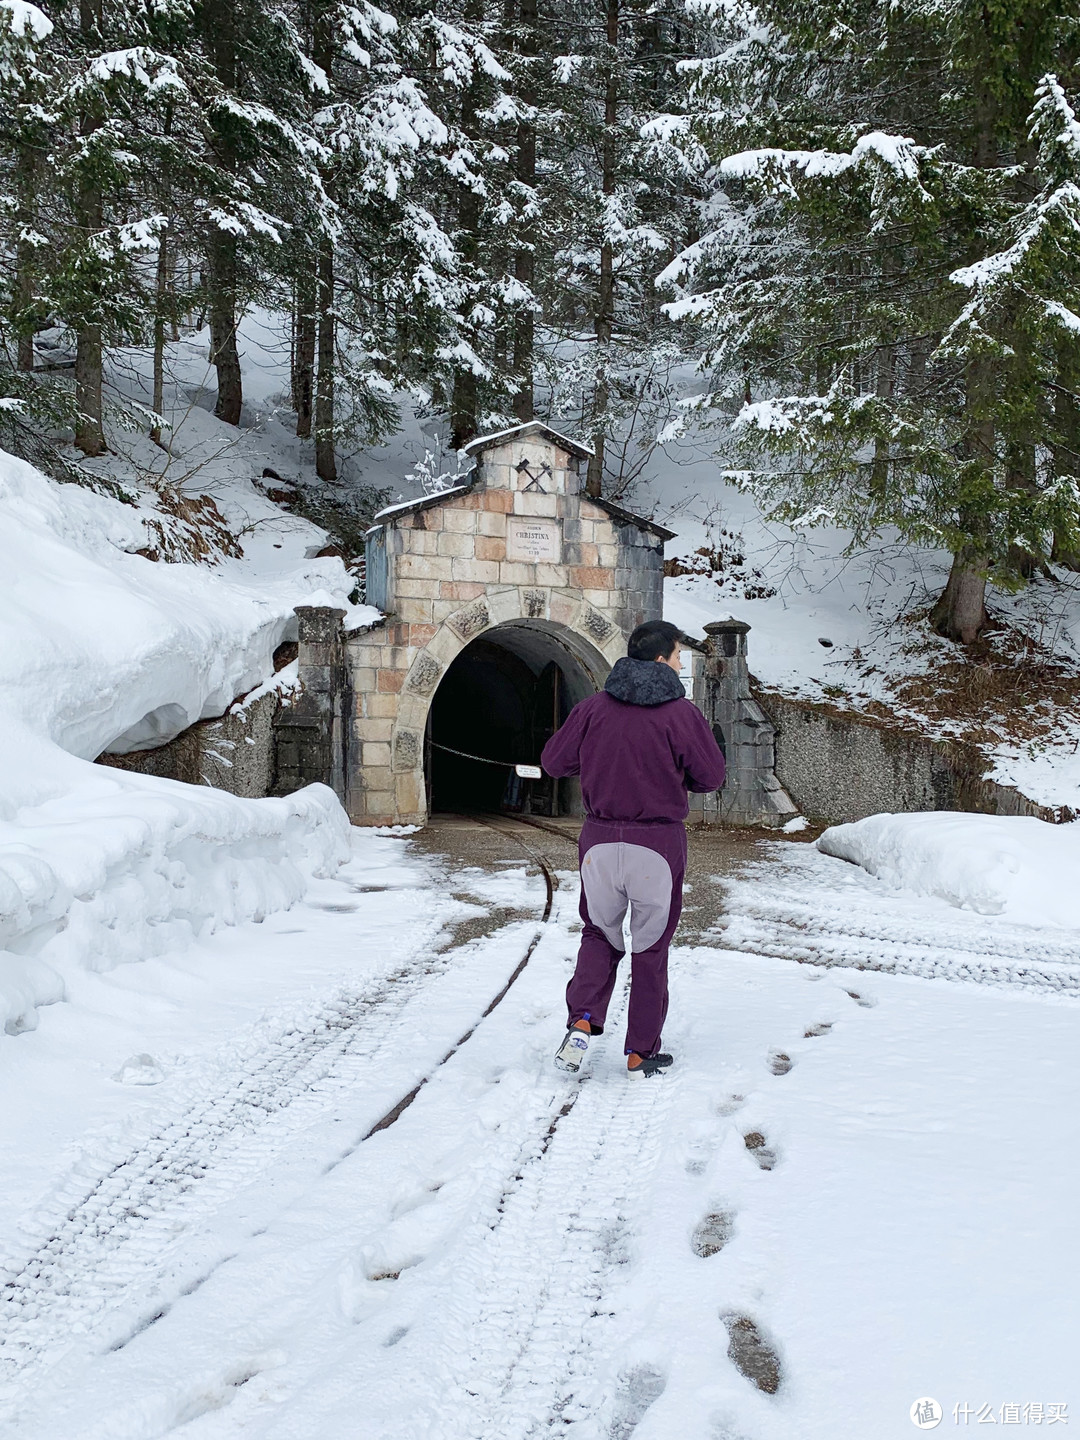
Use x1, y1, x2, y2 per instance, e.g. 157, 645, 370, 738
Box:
541, 620, 725, 1076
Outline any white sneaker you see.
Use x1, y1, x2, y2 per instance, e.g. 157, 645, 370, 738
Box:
554, 1025, 590, 1073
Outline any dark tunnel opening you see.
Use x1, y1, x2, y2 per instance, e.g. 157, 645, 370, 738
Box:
426, 621, 606, 817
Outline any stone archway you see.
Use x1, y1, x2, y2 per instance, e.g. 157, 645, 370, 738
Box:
387, 589, 622, 824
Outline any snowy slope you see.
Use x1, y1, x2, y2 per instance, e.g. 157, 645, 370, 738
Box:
0, 317, 383, 1038
634, 430, 1080, 811
818, 811, 1080, 927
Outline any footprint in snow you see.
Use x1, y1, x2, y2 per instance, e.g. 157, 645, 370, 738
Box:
609, 1364, 667, 1439
846, 988, 877, 1008
709, 1413, 755, 1440
715, 1093, 745, 1117
767, 1051, 793, 1076
743, 1132, 778, 1170
723, 1313, 783, 1395
803, 1022, 833, 1037
691, 1208, 736, 1257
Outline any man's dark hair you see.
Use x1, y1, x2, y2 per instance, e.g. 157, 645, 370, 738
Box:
627, 620, 682, 662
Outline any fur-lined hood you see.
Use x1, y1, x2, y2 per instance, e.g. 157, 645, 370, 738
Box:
603, 656, 685, 707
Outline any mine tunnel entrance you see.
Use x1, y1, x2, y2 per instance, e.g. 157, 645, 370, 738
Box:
427, 620, 607, 817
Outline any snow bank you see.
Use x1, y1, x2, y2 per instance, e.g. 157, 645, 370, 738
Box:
817, 811, 1080, 928
0, 777, 349, 1037
0, 447, 360, 785
0, 411, 361, 1038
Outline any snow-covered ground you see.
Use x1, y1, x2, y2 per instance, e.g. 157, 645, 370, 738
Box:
2, 314, 1077, 1436
0, 825, 1075, 1440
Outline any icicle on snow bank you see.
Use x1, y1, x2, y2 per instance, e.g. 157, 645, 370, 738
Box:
817, 812, 1080, 929
0, 774, 350, 1037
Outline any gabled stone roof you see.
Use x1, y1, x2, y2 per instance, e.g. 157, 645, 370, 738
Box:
462, 419, 594, 460
371, 484, 472, 527
586, 495, 677, 542
367, 419, 675, 542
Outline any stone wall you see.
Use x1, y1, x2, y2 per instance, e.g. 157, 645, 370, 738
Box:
764, 689, 1075, 824
96, 685, 285, 797
270, 607, 351, 805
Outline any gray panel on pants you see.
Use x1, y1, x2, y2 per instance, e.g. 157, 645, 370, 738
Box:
581, 842, 674, 953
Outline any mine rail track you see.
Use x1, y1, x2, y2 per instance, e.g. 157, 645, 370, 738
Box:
363, 812, 560, 1137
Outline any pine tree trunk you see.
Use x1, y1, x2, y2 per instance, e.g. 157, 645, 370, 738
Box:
294, 267, 316, 438
451, 367, 478, 451
929, 552, 988, 644
309, 3, 337, 480
14, 147, 37, 372
75, 0, 106, 456
74, 183, 105, 456
585, 0, 619, 498
314, 237, 336, 483
512, 0, 537, 423
1052, 366, 1080, 570
931, 358, 993, 643
150, 221, 169, 447
450, 0, 483, 450
928, 90, 998, 645
208, 231, 242, 425
150, 213, 171, 446
75, 324, 106, 456
202, 0, 243, 426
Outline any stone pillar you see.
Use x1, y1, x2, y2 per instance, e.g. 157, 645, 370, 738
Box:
699, 618, 798, 828
271, 605, 351, 806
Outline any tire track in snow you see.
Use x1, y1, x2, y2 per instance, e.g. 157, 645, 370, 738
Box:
0, 828, 556, 1412
714, 852, 1080, 996
0, 957, 450, 1399
362, 1037, 677, 1440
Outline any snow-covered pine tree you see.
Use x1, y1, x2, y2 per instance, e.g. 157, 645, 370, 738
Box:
537, 0, 702, 495
194, 0, 324, 426
0, 0, 55, 382
660, 0, 1080, 642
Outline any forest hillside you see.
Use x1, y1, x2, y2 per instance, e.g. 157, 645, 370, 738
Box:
1, 0, 1079, 806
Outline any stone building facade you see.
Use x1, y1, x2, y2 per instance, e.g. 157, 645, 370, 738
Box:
96, 421, 807, 829
347, 422, 674, 826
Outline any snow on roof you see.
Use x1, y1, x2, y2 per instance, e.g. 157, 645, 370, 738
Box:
462, 420, 593, 460
372, 485, 472, 524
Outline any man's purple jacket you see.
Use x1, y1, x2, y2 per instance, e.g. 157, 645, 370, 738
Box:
540, 657, 726, 822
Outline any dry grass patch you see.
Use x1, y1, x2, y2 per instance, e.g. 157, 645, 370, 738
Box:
887, 614, 1080, 749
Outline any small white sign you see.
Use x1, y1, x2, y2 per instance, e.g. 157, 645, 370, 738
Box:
507, 518, 560, 564
515, 763, 542, 779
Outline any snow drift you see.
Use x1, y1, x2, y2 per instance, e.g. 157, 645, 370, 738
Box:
0, 779, 349, 1036
0, 446, 357, 1038
0, 446, 355, 785
817, 811, 1080, 929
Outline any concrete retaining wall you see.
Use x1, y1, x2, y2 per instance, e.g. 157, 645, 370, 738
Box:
762, 689, 1075, 825
96, 687, 285, 798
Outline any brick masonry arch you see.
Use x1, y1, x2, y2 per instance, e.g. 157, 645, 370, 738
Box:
383, 588, 624, 826
346, 421, 675, 826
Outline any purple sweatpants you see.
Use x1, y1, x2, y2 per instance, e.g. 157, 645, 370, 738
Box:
566, 817, 687, 1058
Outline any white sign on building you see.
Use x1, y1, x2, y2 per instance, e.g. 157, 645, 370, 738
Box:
506, 518, 561, 564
